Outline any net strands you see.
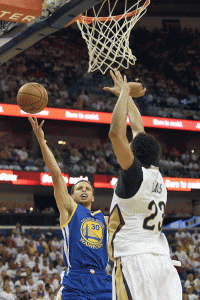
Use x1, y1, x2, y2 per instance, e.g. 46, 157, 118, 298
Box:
77, 0, 150, 74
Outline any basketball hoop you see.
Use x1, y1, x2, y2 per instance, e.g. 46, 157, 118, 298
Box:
68, 0, 150, 74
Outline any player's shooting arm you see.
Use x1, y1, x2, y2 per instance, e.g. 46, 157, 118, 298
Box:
28, 117, 76, 221
109, 85, 134, 170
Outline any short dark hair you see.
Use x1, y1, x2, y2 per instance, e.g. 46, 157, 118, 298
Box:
71, 180, 94, 195
130, 132, 162, 166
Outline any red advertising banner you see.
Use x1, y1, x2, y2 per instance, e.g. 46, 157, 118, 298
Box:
0, 104, 200, 131
0, 170, 88, 187
0, 169, 199, 191
163, 177, 200, 191
142, 116, 200, 131
93, 175, 200, 192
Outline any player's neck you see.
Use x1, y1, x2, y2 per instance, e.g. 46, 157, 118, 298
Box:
80, 203, 91, 211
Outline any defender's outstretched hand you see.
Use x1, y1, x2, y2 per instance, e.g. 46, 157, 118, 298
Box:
103, 69, 127, 97
104, 69, 146, 98
104, 69, 127, 97
28, 116, 45, 142
126, 81, 146, 98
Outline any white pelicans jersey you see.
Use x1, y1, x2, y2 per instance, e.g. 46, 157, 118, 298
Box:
108, 157, 170, 260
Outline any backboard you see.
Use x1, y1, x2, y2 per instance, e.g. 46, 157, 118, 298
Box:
0, 0, 104, 65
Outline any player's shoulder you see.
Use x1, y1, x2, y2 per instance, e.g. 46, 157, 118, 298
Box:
115, 157, 143, 199
143, 165, 162, 178
91, 210, 102, 216
91, 210, 107, 224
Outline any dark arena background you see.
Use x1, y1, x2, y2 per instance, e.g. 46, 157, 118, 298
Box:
0, 0, 200, 298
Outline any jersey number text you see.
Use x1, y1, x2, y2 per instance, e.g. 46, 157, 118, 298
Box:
143, 200, 165, 231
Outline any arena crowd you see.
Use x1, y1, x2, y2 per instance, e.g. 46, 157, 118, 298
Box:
0, 139, 199, 179
0, 224, 200, 299
0, 26, 199, 120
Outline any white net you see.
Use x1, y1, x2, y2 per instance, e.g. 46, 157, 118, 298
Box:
77, 0, 150, 74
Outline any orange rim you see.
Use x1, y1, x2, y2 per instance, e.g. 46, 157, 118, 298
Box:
75, 0, 150, 25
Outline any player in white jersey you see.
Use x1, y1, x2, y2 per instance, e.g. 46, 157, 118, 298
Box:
104, 70, 182, 300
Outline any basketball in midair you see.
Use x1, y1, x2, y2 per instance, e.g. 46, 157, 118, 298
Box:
17, 83, 48, 114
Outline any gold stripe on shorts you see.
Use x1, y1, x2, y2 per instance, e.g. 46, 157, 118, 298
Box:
115, 257, 133, 300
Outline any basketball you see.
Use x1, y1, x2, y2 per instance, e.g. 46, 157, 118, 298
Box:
17, 83, 48, 114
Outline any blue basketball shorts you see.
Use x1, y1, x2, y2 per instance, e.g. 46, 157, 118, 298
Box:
56, 269, 112, 300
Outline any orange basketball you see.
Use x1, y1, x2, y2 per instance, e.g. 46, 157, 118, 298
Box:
17, 83, 48, 114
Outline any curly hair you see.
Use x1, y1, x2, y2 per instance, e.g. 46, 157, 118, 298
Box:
130, 132, 162, 166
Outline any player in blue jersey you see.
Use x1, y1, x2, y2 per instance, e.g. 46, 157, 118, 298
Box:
28, 116, 112, 300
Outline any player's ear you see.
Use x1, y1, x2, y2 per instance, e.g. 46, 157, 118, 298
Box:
92, 196, 94, 203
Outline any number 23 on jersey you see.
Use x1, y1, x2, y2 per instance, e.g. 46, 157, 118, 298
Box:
143, 200, 166, 232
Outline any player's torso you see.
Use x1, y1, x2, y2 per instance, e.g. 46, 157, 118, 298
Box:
108, 166, 170, 259
61, 204, 108, 271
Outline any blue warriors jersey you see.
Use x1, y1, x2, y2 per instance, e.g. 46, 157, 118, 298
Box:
61, 203, 108, 271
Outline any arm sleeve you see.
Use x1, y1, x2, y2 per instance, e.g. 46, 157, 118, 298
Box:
115, 157, 143, 199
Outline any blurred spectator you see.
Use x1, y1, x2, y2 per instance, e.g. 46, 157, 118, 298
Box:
15, 248, 29, 266
14, 275, 27, 293
16, 146, 29, 167
175, 245, 190, 279
36, 280, 46, 298
0, 146, 12, 163
15, 284, 22, 299
96, 156, 108, 174
69, 148, 82, 164
167, 234, 178, 253
72, 96, 84, 110
184, 273, 195, 289
56, 259, 65, 273
0, 284, 15, 300
194, 272, 200, 294
28, 241, 37, 256
14, 233, 28, 249
27, 254, 36, 269
187, 286, 198, 300
192, 230, 200, 246
7, 258, 18, 279
15, 223, 24, 236
79, 88, 91, 108
4, 235, 15, 248
30, 290, 38, 300
85, 160, 97, 174
173, 156, 184, 177
32, 265, 41, 282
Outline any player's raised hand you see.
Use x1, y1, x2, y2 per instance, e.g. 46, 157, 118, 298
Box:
104, 69, 146, 98
103, 69, 127, 97
28, 116, 45, 142
126, 81, 146, 98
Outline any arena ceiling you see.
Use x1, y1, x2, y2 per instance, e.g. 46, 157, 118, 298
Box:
143, 0, 200, 17
95, 0, 200, 18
